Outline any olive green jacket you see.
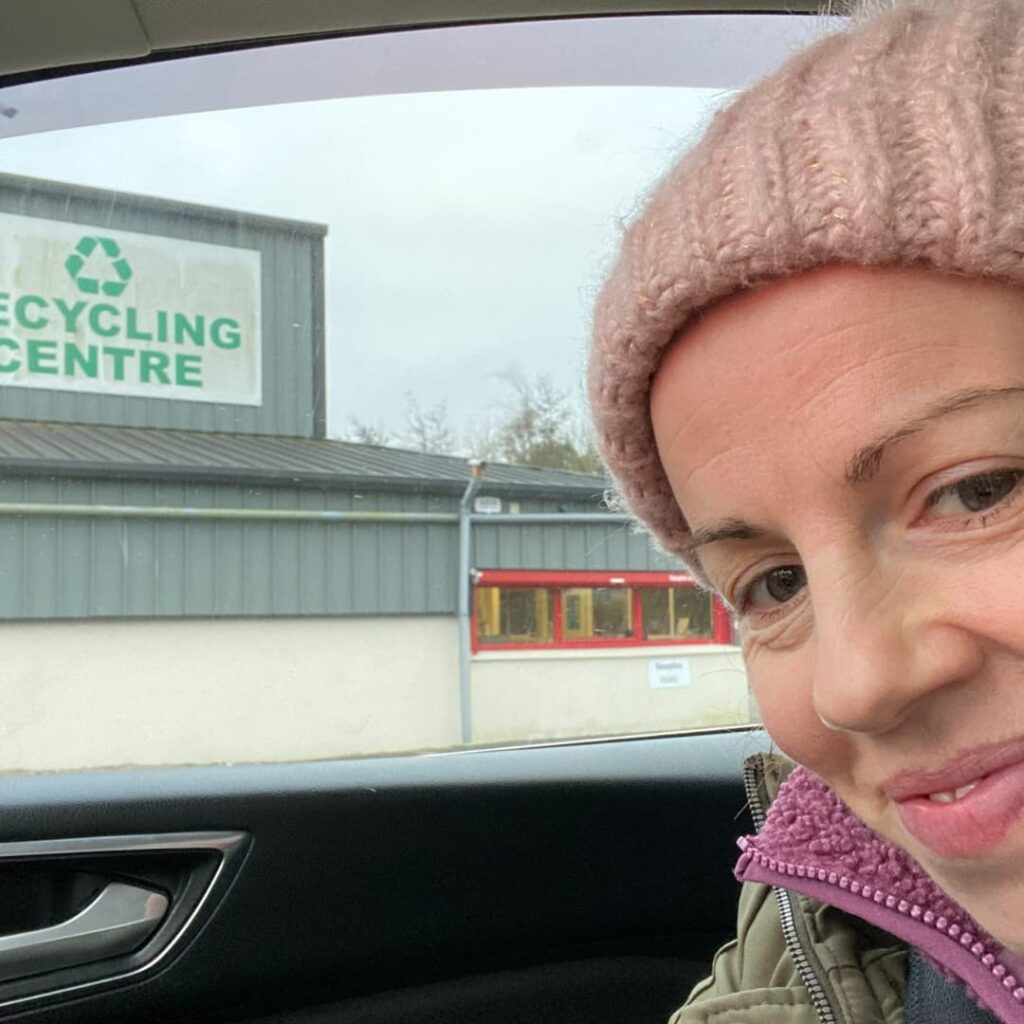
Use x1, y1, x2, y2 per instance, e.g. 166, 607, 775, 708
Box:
670, 755, 907, 1024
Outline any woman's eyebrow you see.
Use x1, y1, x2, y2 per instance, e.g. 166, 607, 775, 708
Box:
683, 385, 1024, 560
844, 384, 1024, 486
684, 517, 764, 561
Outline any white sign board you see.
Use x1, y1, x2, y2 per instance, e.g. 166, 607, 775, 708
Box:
0, 212, 262, 405
473, 496, 502, 514
648, 658, 692, 689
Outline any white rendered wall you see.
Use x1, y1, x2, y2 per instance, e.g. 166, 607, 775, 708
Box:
470, 645, 750, 744
0, 618, 751, 773
0, 616, 460, 772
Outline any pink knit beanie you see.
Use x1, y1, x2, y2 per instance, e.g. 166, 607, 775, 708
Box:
588, 0, 1024, 561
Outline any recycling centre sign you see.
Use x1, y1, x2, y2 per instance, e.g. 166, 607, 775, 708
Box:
0, 212, 262, 405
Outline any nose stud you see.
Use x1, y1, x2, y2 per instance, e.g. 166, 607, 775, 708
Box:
817, 710, 842, 731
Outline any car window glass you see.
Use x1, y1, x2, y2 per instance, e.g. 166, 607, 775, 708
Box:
0, 14, 833, 771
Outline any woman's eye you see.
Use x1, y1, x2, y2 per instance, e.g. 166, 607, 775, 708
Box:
744, 564, 807, 611
927, 468, 1024, 517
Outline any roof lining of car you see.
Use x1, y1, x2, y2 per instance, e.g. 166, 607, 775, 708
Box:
1, 0, 826, 84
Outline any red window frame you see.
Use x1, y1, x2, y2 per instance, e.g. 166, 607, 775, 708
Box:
471, 569, 734, 652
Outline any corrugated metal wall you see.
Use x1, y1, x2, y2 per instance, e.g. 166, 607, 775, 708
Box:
0, 476, 675, 619
471, 520, 672, 573
0, 175, 325, 438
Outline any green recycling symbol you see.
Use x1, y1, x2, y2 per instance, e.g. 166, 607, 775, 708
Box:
64, 236, 133, 297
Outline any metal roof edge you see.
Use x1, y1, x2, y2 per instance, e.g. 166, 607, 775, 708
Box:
0, 172, 330, 238
0, 457, 610, 500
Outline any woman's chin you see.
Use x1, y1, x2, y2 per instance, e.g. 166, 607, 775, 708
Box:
964, 897, 1024, 956
906, 823, 1024, 954
861, 798, 1024, 952
943, 880, 1024, 954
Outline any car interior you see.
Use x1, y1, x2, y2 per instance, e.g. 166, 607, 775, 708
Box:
0, 3, 813, 1023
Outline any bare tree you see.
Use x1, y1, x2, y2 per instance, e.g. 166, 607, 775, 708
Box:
488, 372, 604, 474
404, 395, 456, 455
342, 419, 393, 446
341, 376, 605, 476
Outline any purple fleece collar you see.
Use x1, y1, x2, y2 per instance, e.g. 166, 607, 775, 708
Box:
734, 767, 1024, 1024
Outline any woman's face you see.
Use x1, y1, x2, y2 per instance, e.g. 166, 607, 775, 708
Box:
651, 264, 1024, 952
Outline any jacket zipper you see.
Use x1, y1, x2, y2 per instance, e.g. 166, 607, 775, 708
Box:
743, 758, 841, 1024
737, 843, 1024, 1013
739, 758, 1024, 1022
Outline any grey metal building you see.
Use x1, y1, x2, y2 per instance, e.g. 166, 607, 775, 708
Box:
0, 422, 671, 621
0, 173, 325, 438
0, 173, 671, 624
0, 174, 747, 771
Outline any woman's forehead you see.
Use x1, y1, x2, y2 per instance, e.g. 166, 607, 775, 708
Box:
650, 265, 1024, 507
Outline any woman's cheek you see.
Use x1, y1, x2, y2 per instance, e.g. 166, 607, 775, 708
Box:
746, 644, 852, 779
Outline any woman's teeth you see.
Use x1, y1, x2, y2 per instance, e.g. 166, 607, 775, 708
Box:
927, 780, 982, 803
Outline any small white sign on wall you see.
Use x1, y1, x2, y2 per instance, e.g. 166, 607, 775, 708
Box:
648, 658, 692, 689
473, 496, 502, 514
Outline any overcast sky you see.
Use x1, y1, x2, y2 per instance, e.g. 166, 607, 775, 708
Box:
0, 13, 839, 443
0, 81, 729, 441
0, 11, 835, 444
0, 84, 729, 440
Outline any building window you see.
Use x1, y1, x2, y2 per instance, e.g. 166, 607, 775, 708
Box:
471, 570, 733, 651
640, 587, 713, 640
563, 587, 634, 641
475, 586, 553, 646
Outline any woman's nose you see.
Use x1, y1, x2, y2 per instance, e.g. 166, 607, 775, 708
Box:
810, 563, 985, 735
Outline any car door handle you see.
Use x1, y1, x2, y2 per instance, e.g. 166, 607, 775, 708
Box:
0, 882, 169, 983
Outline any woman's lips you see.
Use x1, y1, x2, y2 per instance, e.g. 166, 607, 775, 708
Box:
888, 745, 1024, 860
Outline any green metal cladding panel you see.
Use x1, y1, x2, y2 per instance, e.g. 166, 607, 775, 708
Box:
0, 478, 668, 620
0, 477, 454, 618
0, 175, 325, 438
471, 520, 677, 572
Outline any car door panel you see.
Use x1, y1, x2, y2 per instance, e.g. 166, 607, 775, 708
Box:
0, 730, 758, 1024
